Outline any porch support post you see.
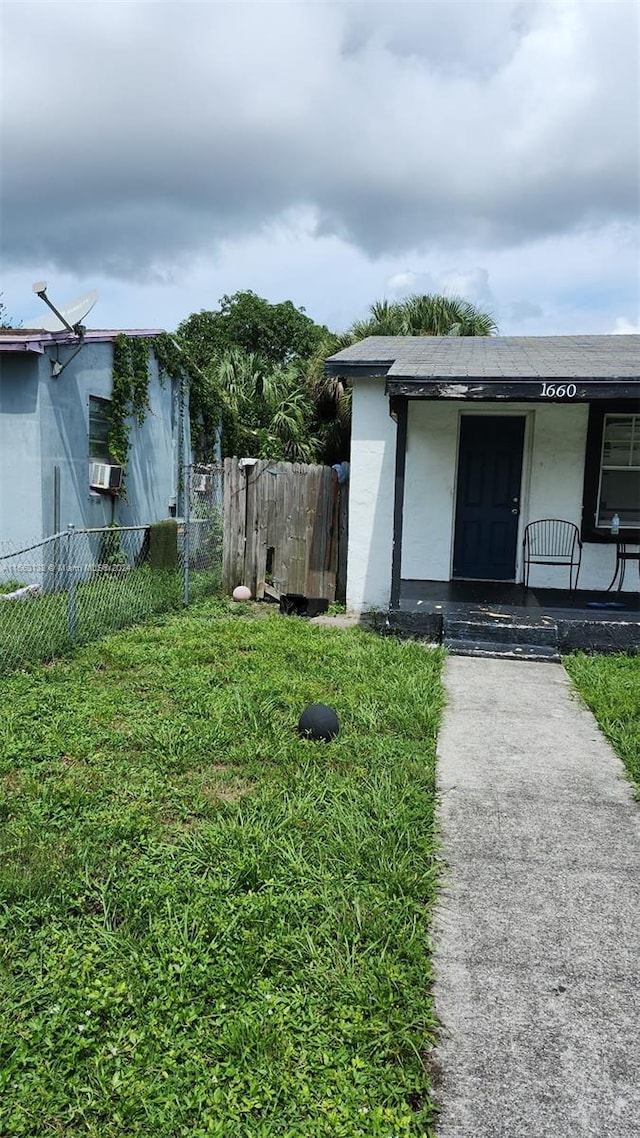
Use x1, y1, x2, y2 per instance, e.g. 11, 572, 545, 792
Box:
390, 395, 408, 610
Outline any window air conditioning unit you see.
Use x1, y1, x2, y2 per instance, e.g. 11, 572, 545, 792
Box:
89, 462, 123, 492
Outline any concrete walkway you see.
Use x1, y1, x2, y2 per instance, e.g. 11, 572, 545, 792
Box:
433, 657, 640, 1138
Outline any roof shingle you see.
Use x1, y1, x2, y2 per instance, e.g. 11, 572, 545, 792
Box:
326, 335, 640, 381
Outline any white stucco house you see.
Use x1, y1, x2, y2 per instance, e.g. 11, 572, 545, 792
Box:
326, 335, 640, 615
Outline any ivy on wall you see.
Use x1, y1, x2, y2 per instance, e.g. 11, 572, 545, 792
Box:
108, 333, 214, 487
151, 333, 190, 387
152, 333, 221, 464
109, 335, 152, 470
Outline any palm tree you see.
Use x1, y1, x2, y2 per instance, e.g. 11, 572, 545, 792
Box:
306, 331, 355, 415
212, 349, 319, 463
353, 293, 497, 338
305, 294, 497, 461
305, 331, 355, 465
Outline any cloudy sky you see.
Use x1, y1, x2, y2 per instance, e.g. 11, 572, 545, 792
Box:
2, 0, 638, 336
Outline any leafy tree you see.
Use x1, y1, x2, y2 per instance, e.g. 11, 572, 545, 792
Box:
177, 290, 328, 371
212, 349, 318, 463
177, 291, 328, 462
178, 290, 497, 466
306, 331, 356, 466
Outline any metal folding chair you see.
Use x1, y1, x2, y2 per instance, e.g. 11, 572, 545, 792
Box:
523, 519, 582, 591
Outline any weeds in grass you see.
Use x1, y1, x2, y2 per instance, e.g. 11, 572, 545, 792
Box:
565, 652, 640, 792
327, 602, 347, 616
0, 605, 443, 1136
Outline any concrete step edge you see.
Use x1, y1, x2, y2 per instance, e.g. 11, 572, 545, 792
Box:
443, 638, 561, 662
443, 619, 558, 646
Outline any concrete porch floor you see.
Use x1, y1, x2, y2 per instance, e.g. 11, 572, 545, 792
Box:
388, 580, 640, 657
399, 578, 640, 615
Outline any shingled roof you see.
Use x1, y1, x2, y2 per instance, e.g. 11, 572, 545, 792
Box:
326, 335, 640, 381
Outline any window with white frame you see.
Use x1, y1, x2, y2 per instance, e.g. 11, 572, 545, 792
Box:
596, 414, 640, 529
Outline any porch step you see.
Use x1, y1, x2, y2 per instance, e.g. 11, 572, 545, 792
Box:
444, 638, 560, 662
443, 615, 558, 648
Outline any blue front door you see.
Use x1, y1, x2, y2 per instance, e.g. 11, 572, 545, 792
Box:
453, 415, 525, 580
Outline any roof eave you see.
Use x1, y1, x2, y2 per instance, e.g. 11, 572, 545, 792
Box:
0, 339, 46, 354
385, 376, 640, 402
324, 360, 392, 379
0, 328, 167, 354
386, 372, 640, 384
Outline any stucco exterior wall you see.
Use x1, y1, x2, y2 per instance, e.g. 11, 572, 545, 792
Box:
1, 340, 187, 551
38, 342, 183, 533
39, 341, 114, 535
347, 384, 636, 611
0, 354, 43, 549
115, 353, 184, 529
346, 379, 397, 611
403, 402, 460, 582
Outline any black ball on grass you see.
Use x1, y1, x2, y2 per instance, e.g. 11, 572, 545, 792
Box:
297, 703, 340, 742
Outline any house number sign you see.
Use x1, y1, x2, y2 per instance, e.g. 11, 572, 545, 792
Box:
539, 382, 577, 398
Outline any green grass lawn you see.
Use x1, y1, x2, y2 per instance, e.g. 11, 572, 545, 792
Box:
565, 653, 640, 791
0, 602, 444, 1137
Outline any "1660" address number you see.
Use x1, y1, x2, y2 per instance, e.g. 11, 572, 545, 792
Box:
540, 382, 577, 398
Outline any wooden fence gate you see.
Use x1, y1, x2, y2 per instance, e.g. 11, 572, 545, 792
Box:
222, 458, 347, 602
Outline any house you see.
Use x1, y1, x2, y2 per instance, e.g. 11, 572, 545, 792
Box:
325, 335, 640, 617
0, 328, 190, 553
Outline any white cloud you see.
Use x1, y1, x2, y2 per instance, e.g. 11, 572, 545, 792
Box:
386, 271, 433, 296
5, 216, 635, 340
2, 0, 638, 277
437, 267, 495, 310
1, 0, 637, 338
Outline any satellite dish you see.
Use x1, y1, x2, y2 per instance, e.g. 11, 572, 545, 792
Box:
28, 284, 99, 333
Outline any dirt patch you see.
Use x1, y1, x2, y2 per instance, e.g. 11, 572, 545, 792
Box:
422, 1049, 444, 1091
1, 770, 25, 794
199, 772, 251, 804
160, 767, 252, 832
59, 754, 88, 768
160, 781, 249, 832
209, 783, 247, 804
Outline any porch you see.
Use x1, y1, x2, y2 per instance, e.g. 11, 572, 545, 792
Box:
324, 333, 640, 628
387, 578, 640, 659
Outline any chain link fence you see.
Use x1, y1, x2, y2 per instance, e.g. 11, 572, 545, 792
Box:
0, 464, 223, 675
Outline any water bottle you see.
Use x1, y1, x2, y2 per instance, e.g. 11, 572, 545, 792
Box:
611, 513, 620, 536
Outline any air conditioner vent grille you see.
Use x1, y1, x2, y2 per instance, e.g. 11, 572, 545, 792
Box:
89, 462, 122, 492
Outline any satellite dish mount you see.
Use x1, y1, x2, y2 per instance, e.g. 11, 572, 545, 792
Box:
31, 281, 98, 337
31, 282, 99, 378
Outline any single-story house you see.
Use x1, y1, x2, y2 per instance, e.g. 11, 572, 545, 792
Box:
326, 335, 639, 614
0, 328, 190, 553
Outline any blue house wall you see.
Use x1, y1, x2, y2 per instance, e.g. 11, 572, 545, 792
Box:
0, 335, 189, 552
116, 353, 185, 529
0, 353, 44, 549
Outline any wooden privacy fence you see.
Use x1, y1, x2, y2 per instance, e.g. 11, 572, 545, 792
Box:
223, 458, 347, 602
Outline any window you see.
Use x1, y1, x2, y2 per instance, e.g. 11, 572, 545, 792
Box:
89, 396, 112, 462
597, 415, 640, 529
582, 404, 640, 541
